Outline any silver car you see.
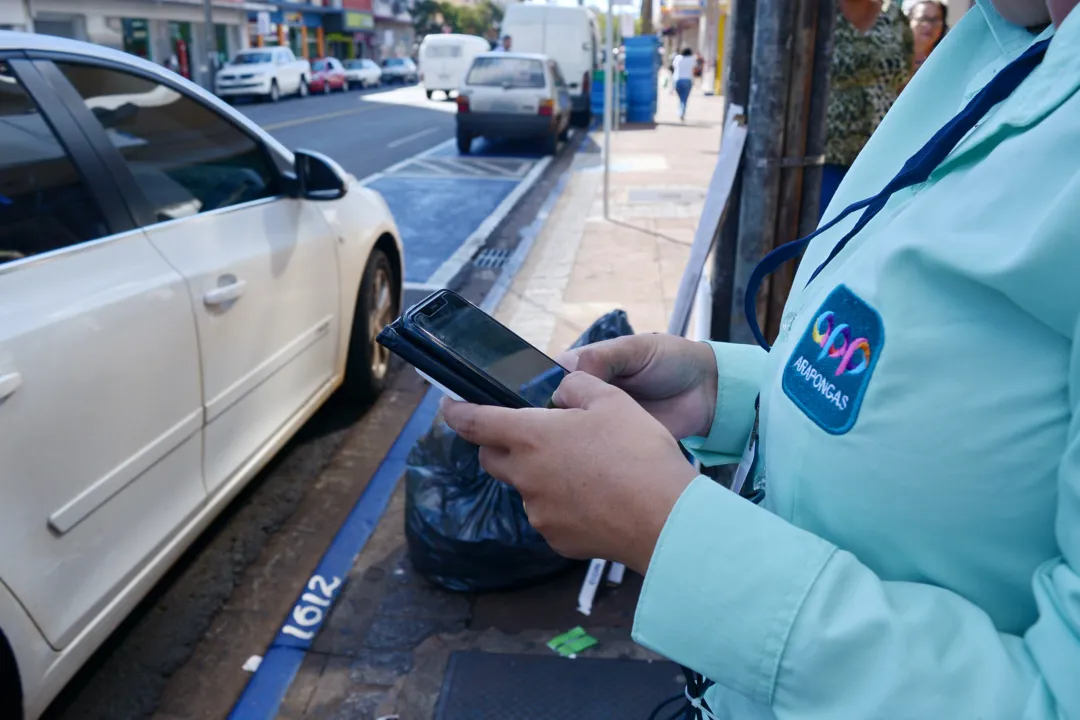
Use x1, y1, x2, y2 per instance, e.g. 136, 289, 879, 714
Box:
455, 53, 572, 155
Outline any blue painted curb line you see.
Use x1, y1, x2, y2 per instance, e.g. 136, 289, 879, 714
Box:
227, 135, 582, 720
228, 391, 441, 720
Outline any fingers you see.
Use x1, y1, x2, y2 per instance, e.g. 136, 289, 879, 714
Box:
552, 371, 618, 410
440, 398, 528, 448
570, 335, 660, 384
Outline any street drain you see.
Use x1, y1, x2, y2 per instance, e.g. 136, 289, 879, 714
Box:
473, 247, 511, 269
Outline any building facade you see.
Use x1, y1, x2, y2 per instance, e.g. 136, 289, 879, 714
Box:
19, 0, 250, 88
372, 0, 415, 62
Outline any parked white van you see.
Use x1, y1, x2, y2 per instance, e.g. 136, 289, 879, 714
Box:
498, 3, 600, 126
419, 34, 491, 100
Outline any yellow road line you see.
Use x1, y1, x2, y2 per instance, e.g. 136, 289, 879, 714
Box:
262, 104, 380, 131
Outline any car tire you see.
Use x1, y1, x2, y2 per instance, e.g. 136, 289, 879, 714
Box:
457, 132, 472, 155
0, 632, 21, 720
323, 81, 331, 95
559, 123, 570, 142
571, 109, 591, 128
544, 132, 559, 155
425, 89, 433, 100
267, 80, 280, 103
343, 248, 397, 404
298, 78, 309, 98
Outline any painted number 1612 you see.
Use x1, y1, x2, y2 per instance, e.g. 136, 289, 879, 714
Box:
281, 574, 342, 641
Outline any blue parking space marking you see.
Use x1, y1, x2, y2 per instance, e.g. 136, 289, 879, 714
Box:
369, 176, 519, 283
228, 390, 443, 720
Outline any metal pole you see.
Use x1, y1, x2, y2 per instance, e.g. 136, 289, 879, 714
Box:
603, 0, 614, 218
728, 0, 794, 345
204, 0, 216, 93
709, 0, 755, 343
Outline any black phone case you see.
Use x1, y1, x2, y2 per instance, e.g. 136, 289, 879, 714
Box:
376, 319, 527, 408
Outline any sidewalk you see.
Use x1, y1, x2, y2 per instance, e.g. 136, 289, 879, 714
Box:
278, 86, 727, 720
495, 85, 724, 353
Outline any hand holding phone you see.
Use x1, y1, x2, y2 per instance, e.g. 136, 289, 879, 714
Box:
376, 290, 569, 409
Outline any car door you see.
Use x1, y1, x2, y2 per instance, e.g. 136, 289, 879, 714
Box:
49, 59, 341, 495
280, 48, 301, 93
0, 57, 205, 650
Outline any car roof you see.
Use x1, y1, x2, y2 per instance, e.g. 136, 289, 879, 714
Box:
472, 51, 549, 62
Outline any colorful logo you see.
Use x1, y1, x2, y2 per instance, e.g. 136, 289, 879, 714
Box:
782, 285, 883, 435
810, 311, 872, 376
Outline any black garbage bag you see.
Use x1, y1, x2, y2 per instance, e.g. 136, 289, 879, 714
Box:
405, 309, 635, 592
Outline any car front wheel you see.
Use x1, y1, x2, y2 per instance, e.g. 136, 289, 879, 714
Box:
298, 78, 309, 98
343, 248, 397, 404
267, 80, 280, 103
457, 131, 472, 154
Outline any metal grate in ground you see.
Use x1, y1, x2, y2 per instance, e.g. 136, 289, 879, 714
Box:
473, 247, 512, 269
388, 156, 536, 180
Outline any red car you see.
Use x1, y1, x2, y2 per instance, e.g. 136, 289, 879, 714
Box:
309, 57, 348, 93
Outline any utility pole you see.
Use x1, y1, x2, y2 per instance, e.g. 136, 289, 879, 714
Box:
603, 0, 614, 218
715, 0, 835, 346
204, 0, 216, 93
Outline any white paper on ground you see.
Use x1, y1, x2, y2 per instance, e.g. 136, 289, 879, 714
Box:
606, 562, 626, 586
577, 558, 608, 616
242, 655, 263, 673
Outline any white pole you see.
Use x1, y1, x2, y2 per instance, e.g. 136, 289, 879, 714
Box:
604, 0, 614, 218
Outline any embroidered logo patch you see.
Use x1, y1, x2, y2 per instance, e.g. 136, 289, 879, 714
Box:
782, 285, 884, 435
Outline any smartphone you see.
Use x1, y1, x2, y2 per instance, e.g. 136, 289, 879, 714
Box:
376, 290, 568, 409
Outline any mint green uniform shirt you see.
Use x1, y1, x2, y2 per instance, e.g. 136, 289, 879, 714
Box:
632, 3, 1080, 717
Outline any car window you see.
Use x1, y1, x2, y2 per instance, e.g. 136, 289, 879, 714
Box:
0, 61, 110, 266
385, 59, 403, 67
364, 60, 378, 70
426, 45, 462, 59
551, 62, 567, 89
55, 62, 280, 224
312, 59, 328, 71
466, 58, 545, 89
232, 51, 272, 65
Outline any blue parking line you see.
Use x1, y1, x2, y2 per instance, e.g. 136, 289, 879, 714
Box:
227, 391, 442, 720
370, 176, 519, 283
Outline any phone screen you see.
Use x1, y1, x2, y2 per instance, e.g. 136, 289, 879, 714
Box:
412, 293, 567, 407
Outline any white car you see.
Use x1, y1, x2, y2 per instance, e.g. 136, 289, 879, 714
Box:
216, 46, 311, 102
0, 32, 404, 719
380, 57, 419, 84
343, 58, 382, 89
456, 53, 572, 155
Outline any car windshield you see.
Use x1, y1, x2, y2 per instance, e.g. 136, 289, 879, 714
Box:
466, 58, 545, 89
385, 59, 404, 66
425, 45, 462, 59
312, 60, 329, 71
345, 60, 365, 69
231, 52, 272, 65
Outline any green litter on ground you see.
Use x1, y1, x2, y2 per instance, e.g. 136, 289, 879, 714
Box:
547, 626, 599, 657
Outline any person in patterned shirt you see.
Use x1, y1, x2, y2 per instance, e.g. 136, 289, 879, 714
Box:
820, 0, 913, 220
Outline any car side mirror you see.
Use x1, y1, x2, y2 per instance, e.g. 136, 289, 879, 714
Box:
291, 149, 348, 201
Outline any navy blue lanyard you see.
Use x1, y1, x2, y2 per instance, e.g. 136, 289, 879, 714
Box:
744, 37, 1051, 351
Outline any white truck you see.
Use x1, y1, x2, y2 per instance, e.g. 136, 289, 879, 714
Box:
216, 47, 311, 103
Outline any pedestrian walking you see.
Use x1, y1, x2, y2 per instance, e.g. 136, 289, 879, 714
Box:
671, 47, 694, 121
442, 1, 1080, 719
820, 0, 912, 220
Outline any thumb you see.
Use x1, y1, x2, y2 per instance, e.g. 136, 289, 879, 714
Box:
552, 371, 616, 410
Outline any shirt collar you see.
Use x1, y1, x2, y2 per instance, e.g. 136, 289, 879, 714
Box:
975, 0, 1050, 52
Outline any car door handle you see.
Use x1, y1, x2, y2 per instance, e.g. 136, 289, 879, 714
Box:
0, 372, 21, 401
204, 278, 247, 306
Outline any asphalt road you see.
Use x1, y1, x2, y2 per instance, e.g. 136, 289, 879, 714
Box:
235, 83, 457, 180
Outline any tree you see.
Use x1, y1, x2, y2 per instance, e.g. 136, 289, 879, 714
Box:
413, 0, 503, 40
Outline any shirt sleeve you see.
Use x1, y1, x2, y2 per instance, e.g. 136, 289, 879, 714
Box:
634, 449, 1080, 718
680, 341, 766, 466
